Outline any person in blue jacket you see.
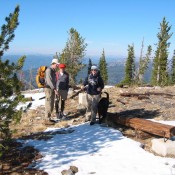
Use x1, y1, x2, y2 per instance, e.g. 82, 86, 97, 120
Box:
81, 65, 104, 125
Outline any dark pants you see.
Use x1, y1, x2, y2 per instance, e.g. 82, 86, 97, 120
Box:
55, 96, 65, 113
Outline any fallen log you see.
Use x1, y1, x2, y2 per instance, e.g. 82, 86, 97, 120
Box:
107, 113, 175, 139
120, 92, 174, 97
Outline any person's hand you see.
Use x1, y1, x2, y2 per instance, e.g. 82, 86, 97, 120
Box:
54, 89, 59, 96
97, 87, 101, 92
81, 85, 85, 90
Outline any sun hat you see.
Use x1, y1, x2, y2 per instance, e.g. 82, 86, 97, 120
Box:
91, 65, 98, 70
59, 64, 66, 68
51, 58, 59, 65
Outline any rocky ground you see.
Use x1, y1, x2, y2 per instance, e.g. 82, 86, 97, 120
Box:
1, 86, 175, 174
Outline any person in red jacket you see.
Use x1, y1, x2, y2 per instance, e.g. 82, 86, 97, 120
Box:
55, 63, 69, 119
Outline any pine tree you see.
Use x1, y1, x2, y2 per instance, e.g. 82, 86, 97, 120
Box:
171, 50, 175, 84
151, 17, 172, 86
99, 49, 108, 84
0, 6, 25, 143
58, 28, 87, 85
87, 58, 92, 75
121, 44, 135, 85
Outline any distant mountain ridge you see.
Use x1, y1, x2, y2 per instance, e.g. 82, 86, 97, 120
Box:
2, 54, 125, 70
2, 54, 53, 70
2, 54, 151, 87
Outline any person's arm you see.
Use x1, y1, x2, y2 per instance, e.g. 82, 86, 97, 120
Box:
97, 76, 104, 91
81, 77, 88, 90
45, 68, 56, 90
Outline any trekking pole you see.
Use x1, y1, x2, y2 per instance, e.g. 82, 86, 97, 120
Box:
39, 96, 46, 100
69, 89, 83, 99
69, 85, 88, 99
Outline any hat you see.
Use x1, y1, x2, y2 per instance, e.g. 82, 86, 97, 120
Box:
91, 65, 98, 70
51, 58, 59, 65
59, 64, 66, 68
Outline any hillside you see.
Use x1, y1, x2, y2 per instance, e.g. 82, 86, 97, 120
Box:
10, 85, 175, 137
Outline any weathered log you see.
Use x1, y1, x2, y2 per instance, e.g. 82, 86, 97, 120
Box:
137, 95, 150, 100
107, 113, 175, 138
120, 92, 174, 97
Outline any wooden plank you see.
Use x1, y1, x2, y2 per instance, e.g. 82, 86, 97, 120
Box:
107, 113, 175, 138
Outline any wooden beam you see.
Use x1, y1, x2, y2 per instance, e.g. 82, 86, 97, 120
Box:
107, 113, 175, 138
120, 92, 174, 97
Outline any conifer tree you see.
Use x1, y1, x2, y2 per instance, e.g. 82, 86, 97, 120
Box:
151, 17, 172, 86
121, 44, 135, 85
0, 6, 25, 143
58, 28, 87, 85
171, 50, 175, 84
99, 49, 108, 84
87, 58, 92, 75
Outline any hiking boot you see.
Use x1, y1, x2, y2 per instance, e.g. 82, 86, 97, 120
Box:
56, 112, 63, 119
61, 112, 67, 117
60, 112, 68, 120
90, 121, 95, 125
60, 111, 68, 118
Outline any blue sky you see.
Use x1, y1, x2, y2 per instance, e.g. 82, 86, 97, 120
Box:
0, 0, 175, 58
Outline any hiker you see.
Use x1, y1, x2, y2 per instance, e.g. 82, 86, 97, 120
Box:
55, 63, 69, 119
81, 65, 104, 125
44, 58, 59, 123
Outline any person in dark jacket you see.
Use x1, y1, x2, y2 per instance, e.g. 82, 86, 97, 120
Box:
45, 58, 59, 124
55, 63, 69, 119
81, 65, 104, 125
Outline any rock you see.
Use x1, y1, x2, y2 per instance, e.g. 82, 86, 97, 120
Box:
151, 138, 175, 156
70, 166, 78, 173
61, 166, 78, 175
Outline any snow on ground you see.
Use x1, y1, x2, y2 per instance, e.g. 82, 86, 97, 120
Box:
22, 123, 175, 175
19, 88, 175, 175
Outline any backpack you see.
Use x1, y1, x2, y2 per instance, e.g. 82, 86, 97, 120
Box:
36, 66, 47, 88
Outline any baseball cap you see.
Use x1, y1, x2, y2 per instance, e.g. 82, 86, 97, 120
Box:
51, 58, 59, 65
59, 64, 66, 68
91, 65, 98, 70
